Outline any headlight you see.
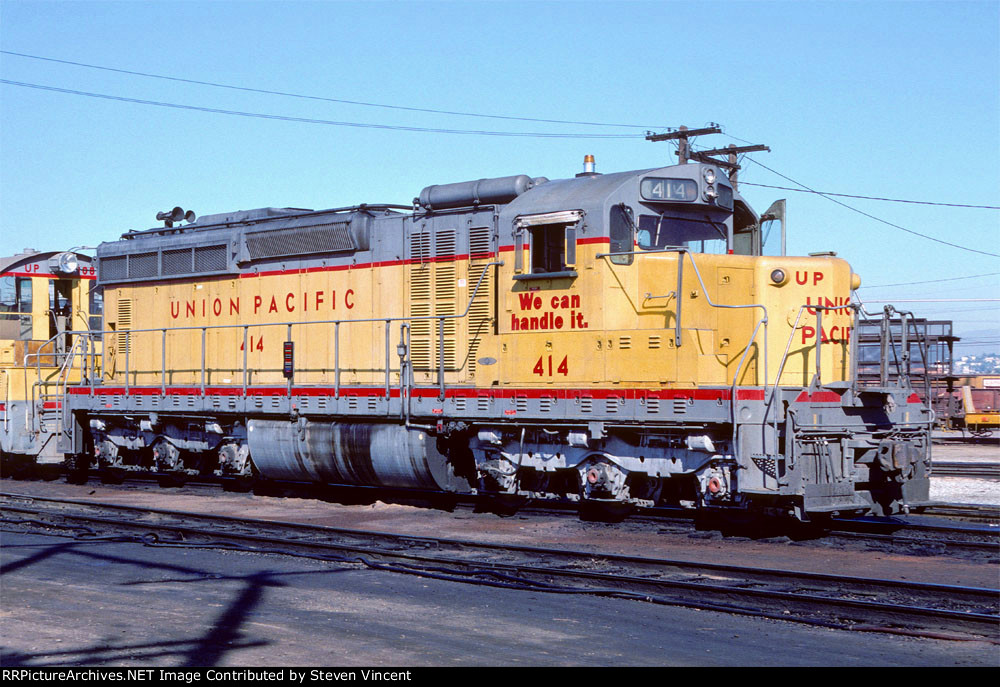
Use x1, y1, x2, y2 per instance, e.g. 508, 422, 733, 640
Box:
704, 184, 718, 201
51, 252, 79, 274
703, 168, 716, 185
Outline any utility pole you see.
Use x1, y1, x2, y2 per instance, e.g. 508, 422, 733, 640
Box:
645, 126, 769, 191
645, 125, 721, 164
692, 144, 770, 191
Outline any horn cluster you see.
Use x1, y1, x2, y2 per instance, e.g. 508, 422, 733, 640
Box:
156, 206, 197, 227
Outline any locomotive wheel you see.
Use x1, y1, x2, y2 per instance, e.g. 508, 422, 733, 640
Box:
64, 454, 89, 485
157, 473, 187, 488
100, 467, 126, 485
483, 493, 525, 516
252, 478, 284, 497
38, 465, 61, 481
579, 500, 632, 523
2, 453, 34, 480
221, 475, 254, 493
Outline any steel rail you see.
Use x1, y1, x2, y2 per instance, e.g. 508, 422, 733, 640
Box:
931, 462, 1000, 480
2, 493, 997, 638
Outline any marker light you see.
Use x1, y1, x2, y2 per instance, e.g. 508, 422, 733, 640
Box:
770, 269, 787, 285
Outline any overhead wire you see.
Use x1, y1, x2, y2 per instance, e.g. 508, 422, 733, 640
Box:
0, 79, 644, 139
0, 50, 663, 130
4, 53, 998, 258
743, 158, 1000, 259
4, 51, 997, 209
860, 272, 1000, 288
737, 182, 999, 210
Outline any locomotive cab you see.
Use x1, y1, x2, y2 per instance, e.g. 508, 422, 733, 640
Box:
476, 158, 930, 518
0, 250, 98, 473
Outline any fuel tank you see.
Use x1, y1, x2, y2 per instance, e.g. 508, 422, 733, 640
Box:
247, 420, 467, 491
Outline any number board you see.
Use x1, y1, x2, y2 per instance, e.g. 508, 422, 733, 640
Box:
640, 177, 697, 202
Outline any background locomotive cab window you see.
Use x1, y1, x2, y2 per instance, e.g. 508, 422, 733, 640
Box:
49, 279, 73, 339
89, 286, 104, 340
637, 214, 728, 255
0, 276, 33, 340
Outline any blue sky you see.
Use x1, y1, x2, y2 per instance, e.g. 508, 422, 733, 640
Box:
1, 0, 998, 346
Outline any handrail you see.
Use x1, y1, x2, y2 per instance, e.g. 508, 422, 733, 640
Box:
852, 295, 934, 397
57, 334, 90, 439
884, 304, 932, 400
3, 368, 9, 433
24, 331, 70, 434
597, 247, 769, 383
24, 331, 69, 374
26, 331, 87, 435
70, 261, 503, 399
596, 247, 770, 460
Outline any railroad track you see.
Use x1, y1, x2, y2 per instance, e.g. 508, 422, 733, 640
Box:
919, 503, 1000, 522
4, 475, 998, 557
932, 462, 1000, 480
1, 492, 997, 641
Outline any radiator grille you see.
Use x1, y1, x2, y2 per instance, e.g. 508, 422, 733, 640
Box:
469, 226, 492, 256
466, 226, 493, 379
116, 298, 132, 356
245, 222, 353, 260
101, 256, 127, 281
129, 252, 158, 278
409, 228, 458, 377
409, 230, 432, 373
162, 248, 192, 275
195, 244, 228, 272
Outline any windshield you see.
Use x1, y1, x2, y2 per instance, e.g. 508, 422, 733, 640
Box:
637, 214, 728, 254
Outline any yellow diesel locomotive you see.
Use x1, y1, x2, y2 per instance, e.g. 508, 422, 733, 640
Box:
53, 157, 930, 518
0, 249, 99, 476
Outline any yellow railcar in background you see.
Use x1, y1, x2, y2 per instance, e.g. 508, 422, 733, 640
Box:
0, 250, 99, 475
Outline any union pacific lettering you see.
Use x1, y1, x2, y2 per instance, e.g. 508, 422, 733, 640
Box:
805, 296, 852, 316
511, 291, 589, 331
801, 324, 852, 345
170, 289, 355, 320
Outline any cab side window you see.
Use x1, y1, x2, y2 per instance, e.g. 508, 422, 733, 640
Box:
609, 205, 634, 265
0, 276, 33, 340
89, 286, 104, 340
530, 224, 566, 274
514, 211, 583, 278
